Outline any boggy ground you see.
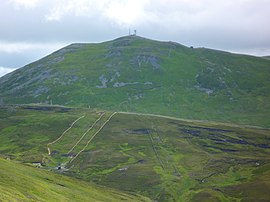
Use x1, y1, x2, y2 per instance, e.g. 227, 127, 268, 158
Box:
0, 105, 269, 201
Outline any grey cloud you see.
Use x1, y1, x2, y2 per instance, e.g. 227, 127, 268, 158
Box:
1, 0, 270, 47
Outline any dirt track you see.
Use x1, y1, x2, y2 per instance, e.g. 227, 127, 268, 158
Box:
69, 112, 117, 163
47, 115, 85, 155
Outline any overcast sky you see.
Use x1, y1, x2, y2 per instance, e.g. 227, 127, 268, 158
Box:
1, 0, 270, 77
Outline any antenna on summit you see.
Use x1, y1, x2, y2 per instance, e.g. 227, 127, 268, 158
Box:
129, 28, 137, 36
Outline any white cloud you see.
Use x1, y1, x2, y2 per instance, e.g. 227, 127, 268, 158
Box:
44, 0, 151, 26
0, 67, 16, 77
9, 0, 41, 9
104, 0, 151, 26
41, 0, 270, 33
230, 47, 270, 57
45, 0, 107, 22
0, 41, 65, 54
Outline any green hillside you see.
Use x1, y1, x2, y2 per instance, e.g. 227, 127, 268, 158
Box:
263, 56, 270, 60
0, 36, 270, 127
0, 158, 150, 202
1, 105, 269, 201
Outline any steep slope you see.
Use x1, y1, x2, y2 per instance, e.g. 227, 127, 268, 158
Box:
1, 105, 270, 201
0, 158, 150, 202
0, 36, 270, 127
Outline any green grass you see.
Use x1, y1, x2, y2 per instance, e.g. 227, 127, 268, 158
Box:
0, 36, 269, 127
1, 36, 269, 201
0, 158, 150, 202
1, 105, 269, 201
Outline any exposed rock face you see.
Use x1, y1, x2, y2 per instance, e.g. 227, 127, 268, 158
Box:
0, 35, 269, 127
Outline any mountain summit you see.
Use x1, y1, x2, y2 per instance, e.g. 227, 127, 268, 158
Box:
0, 36, 270, 127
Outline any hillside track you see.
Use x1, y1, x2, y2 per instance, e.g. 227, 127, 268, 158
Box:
67, 112, 105, 154
69, 112, 117, 163
148, 131, 165, 169
47, 115, 85, 155
118, 111, 269, 129
146, 120, 181, 177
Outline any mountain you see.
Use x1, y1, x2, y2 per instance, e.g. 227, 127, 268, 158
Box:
263, 56, 270, 60
0, 105, 269, 201
0, 35, 270, 127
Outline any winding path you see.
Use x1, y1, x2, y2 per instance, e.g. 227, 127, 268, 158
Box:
47, 115, 85, 155
69, 112, 117, 163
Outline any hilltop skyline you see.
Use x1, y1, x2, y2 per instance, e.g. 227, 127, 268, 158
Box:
1, 0, 270, 76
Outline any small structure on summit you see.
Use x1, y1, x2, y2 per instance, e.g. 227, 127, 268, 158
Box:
129, 28, 137, 36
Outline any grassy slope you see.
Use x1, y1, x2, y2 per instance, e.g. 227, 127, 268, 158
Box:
69, 112, 270, 201
0, 36, 270, 127
0, 158, 150, 202
1, 105, 269, 201
262, 56, 270, 60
